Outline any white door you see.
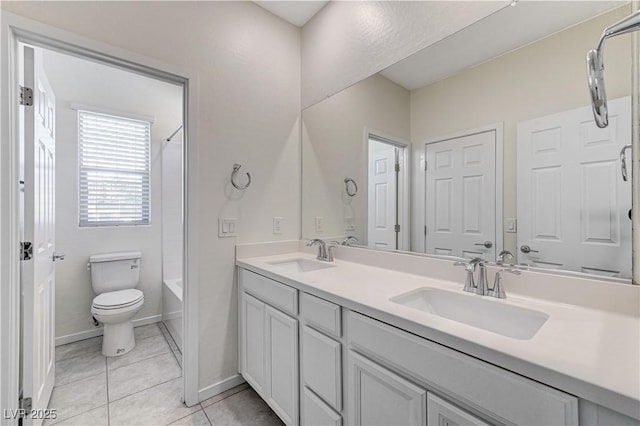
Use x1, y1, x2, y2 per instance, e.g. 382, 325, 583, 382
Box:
347, 351, 426, 426
368, 140, 398, 249
517, 97, 631, 278
21, 45, 56, 425
425, 131, 496, 260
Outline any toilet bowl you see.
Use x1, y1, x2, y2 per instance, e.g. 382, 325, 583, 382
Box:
91, 289, 144, 356
89, 251, 144, 357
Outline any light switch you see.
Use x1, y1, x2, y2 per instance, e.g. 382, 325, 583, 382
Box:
218, 218, 238, 238
506, 218, 517, 233
315, 216, 324, 233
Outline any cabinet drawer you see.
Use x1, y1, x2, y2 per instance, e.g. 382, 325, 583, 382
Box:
240, 269, 297, 315
302, 326, 342, 411
347, 311, 578, 426
302, 387, 342, 426
301, 292, 341, 337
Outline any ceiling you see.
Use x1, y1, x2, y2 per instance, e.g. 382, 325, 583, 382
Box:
381, 1, 625, 90
254, 1, 329, 27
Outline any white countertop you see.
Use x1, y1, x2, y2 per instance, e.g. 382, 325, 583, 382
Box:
236, 249, 640, 420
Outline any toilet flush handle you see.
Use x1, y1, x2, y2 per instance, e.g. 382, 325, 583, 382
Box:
53, 252, 66, 262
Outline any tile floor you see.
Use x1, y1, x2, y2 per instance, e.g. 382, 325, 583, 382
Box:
47, 323, 282, 426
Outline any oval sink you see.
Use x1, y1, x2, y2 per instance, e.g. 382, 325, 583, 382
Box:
390, 287, 548, 340
268, 258, 335, 273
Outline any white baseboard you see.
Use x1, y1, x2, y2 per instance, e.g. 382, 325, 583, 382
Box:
198, 374, 246, 403
55, 314, 163, 346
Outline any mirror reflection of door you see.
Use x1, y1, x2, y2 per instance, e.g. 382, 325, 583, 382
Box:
367, 136, 408, 250
517, 97, 632, 278
425, 129, 497, 260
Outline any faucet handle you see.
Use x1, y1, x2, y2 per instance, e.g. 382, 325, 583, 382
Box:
454, 260, 477, 292
487, 267, 521, 299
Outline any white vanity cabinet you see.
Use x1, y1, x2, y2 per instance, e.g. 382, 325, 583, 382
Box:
346, 310, 579, 426
239, 269, 299, 426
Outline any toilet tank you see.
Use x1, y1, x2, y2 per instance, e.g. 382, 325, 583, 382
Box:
89, 251, 142, 294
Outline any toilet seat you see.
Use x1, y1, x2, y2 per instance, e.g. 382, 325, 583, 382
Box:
92, 289, 144, 310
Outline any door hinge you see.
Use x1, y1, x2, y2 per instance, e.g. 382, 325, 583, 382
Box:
424, 225, 427, 236
19, 396, 32, 419
395, 162, 400, 173
19, 86, 33, 106
424, 161, 428, 171
395, 224, 400, 233
20, 241, 33, 261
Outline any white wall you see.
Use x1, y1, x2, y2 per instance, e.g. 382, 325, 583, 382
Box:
301, 1, 508, 108
162, 132, 183, 281
42, 49, 182, 341
410, 5, 632, 256
1, 0, 301, 393
302, 74, 410, 241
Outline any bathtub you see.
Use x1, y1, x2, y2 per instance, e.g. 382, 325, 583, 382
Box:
162, 278, 183, 352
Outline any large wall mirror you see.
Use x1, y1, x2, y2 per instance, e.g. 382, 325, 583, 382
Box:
302, 1, 635, 281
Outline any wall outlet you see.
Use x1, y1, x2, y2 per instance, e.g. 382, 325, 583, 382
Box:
273, 217, 283, 235
218, 218, 238, 238
345, 217, 356, 231
315, 216, 324, 233
506, 218, 517, 233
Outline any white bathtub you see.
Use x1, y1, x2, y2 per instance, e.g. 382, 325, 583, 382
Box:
162, 278, 183, 352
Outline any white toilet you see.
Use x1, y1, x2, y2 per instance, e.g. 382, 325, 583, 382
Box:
89, 251, 144, 357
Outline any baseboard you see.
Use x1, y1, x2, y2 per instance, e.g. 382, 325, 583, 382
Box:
55, 314, 163, 346
198, 374, 246, 403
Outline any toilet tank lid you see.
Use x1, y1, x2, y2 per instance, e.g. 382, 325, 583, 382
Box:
89, 251, 142, 263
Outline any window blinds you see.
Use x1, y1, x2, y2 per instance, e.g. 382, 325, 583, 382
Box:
78, 110, 151, 226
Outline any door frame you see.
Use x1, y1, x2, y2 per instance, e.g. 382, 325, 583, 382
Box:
417, 123, 504, 259
364, 129, 411, 251
0, 12, 201, 418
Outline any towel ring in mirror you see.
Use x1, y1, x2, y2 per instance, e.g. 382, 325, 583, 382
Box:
231, 164, 251, 190
344, 178, 358, 197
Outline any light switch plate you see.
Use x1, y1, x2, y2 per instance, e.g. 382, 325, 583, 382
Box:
315, 216, 324, 233
273, 217, 283, 235
506, 218, 517, 233
218, 218, 238, 238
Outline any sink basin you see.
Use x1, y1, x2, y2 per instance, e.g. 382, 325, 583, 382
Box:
268, 258, 335, 273
390, 288, 548, 340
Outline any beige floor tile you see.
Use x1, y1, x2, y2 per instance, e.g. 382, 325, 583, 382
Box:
167, 409, 211, 426
55, 351, 106, 386
108, 352, 181, 402
203, 388, 283, 426
107, 333, 171, 370
45, 373, 107, 425
109, 378, 198, 426
55, 337, 102, 362
200, 383, 249, 409
134, 323, 163, 340
49, 404, 108, 426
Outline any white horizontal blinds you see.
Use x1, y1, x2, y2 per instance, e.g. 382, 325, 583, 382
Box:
79, 110, 151, 226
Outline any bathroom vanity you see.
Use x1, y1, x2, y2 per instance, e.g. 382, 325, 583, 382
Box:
236, 242, 639, 426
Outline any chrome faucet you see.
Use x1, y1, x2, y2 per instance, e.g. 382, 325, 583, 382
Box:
341, 236, 359, 246
487, 267, 521, 299
454, 258, 487, 295
497, 250, 514, 266
307, 239, 334, 262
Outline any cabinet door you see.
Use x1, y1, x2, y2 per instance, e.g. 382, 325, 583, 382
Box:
240, 292, 266, 394
348, 351, 426, 426
427, 393, 488, 426
266, 305, 299, 426
302, 325, 342, 411
302, 386, 342, 426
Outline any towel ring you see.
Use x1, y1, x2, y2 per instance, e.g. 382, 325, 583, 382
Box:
231, 164, 251, 190
344, 178, 358, 197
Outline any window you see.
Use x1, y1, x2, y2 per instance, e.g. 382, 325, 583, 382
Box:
78, 110, 151, 226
